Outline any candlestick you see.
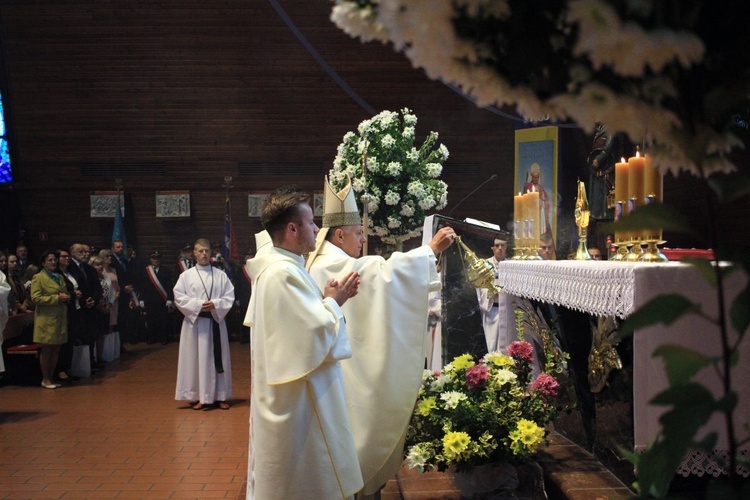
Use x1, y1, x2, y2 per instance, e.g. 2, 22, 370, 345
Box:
628, 148, 646, 245
528, 188, 541, 247
643, 154, 663, 201
614, 157, 629, 244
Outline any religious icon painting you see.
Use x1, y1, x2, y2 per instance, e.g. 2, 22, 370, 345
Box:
514, 126, 559, 245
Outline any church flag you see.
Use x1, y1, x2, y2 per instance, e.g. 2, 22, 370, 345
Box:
222, 197, 237, 279
112, 193, 127, 250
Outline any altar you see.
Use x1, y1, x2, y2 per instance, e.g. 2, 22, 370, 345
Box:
497, 260, 750, 479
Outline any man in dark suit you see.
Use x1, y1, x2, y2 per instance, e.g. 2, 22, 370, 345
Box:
110, 239, 137, 343
69, 243, 103, 365
138, 251, 174, 345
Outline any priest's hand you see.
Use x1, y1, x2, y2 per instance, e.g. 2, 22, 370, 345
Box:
200, 300, 216, 312
324, 271, 360, 306
429, 226, 457, 255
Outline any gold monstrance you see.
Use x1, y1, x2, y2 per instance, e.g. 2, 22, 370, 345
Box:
574, 179, 592, 260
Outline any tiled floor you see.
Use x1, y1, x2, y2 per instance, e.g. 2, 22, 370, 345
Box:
0, 342, 250, 499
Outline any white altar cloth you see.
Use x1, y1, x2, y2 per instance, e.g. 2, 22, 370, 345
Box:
498, 260, 749, 477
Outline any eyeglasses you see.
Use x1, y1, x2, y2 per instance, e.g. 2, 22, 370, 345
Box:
59, 255, 70, 259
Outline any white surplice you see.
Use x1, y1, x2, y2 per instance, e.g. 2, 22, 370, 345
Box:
245, 247, 362, 500
173, 265, 234, 405
307, 241, 439, 494
476, 257, 513, 353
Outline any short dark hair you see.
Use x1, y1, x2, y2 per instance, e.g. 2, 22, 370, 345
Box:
262, 185, 310, 239
39, 249, 57, 265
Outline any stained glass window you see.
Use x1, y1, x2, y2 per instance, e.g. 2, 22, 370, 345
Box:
0, 91, 12, 183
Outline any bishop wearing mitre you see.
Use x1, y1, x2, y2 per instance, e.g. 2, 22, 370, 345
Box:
306, 175, 455, 496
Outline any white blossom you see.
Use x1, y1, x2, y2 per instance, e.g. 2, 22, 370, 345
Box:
400, 203, 415, 217
381, 134, 396, 148
384, 190, 401, 205
386, 161, 402, 176
440, 391, 467, 409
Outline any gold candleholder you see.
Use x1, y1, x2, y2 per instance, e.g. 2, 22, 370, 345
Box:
638, 195, 668, 262
639, 239, 668, 262
625, 239, 644, 261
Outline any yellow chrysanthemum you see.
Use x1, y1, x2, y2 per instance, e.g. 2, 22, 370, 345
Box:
442, 431, 471, 460
451, 354, 475, 370
485, 351, 514, 368
509, 419, 545, 452
416, 396, 438, 416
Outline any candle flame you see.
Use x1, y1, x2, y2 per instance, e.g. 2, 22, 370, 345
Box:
621, 157, 626, 163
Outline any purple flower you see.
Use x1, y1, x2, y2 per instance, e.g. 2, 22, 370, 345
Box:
507, 341, 534, 363
531, 373, 560, 397
466, 364, 489, 389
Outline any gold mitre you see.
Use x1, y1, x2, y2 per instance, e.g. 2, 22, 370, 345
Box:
305, 175, 362, 270
322, 174, 361, 228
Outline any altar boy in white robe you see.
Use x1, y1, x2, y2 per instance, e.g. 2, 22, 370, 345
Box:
306, 175, 456, 496
173, 238, 234, 410
245, 186, 363, 500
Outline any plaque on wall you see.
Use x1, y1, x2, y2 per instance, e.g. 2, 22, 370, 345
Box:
90, 191, 124, 218
248, 194, 268, 218
155, 191, 191, 218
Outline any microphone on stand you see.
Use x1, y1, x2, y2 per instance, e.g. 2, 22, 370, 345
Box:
448, 174, 498, 217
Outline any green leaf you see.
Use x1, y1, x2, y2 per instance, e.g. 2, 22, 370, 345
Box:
707, 171, 750, 204
730, 285, 750, 336
682, 257, 719, 287
715, 391, 738, 413
614, 294, 700, 341
631, 441, 680, 497
651, 381, 713, 408
652, 344, 713, 386
694, 432, 718, 453
600, 203, 696, 235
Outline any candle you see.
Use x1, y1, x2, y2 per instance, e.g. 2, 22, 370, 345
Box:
527, 187, 541, 246
514, 192, 523, 221
514, 192, 523, 243
643, 154, 663, 202
614, 157, 629, 215
627, 149, 646, 211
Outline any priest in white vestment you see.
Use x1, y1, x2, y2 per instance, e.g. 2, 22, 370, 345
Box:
174, 238, 234, 410
244, 186, 363, 500
305, 176, 456, 495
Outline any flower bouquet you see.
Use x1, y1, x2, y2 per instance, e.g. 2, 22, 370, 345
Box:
405, 341, 562, 473
328, 107, 448, 246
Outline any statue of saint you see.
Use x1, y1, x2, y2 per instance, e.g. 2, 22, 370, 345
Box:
586, 124, 617, 220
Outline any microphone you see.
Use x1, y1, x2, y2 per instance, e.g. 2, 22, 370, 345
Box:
448, 174, 498, 217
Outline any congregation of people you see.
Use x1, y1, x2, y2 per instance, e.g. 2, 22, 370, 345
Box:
0, 239, 254, 394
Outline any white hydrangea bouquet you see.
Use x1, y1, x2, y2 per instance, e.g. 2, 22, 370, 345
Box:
329, 108, 448, 246
405, 344, 562, 473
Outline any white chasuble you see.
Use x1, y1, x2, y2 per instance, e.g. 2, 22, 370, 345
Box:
307, 241, 438, 494
173, 265, 235, 404
245, 247, 362, 500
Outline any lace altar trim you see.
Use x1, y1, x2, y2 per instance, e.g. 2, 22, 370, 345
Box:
677, 449, 750, 478
497, 261, 635, 319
